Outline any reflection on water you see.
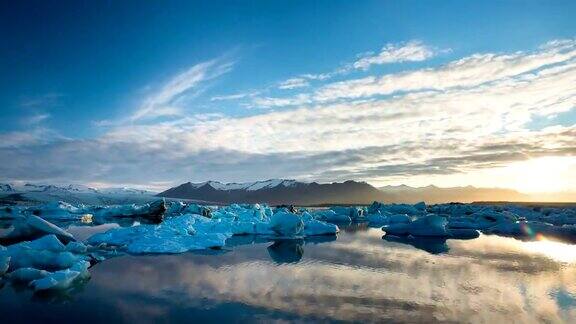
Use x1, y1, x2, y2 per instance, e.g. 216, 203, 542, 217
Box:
267, 239, 304, 264
2, 224, 576, 323
383, 235, 450, 254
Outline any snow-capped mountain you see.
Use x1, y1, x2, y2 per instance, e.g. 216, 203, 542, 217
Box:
158, 179, 387, 205
13, 183, 100, 194
185, 179, 298, 191
0, 182, 157, 205
98, 187, 155, 195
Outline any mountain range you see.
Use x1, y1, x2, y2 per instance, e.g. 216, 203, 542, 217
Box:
2, 179, 574, 205
0, 183, 155, 205
157, 179, 560, 205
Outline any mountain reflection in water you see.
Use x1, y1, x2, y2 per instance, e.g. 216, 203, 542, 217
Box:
1, 224, 576, 323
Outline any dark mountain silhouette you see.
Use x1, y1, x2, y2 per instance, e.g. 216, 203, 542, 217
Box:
157, 179, 539, 205
157, 179, 388, 205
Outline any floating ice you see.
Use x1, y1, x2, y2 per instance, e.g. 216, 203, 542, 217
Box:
303, 219, 339, 236
7, 267, 50, 282
270, 211, 304, 236
30, 269, 81, 291
0, 255, 9, 276
369, 202, 425, 216
27, 201, 83, 220
91, 200, 167, 223
329, 207, 364, 220
0, 206, 25, 219
66, 241, 88, 253
383, 214, 479, 238
0, 215, 75, 244
366, 213, 390, 226
1, 235, 89, 271
88, 214, 232, 254
86, 204, 337, 254
312, 209, 352, 223
0, 234, 91, 292
408, 215, 449, 237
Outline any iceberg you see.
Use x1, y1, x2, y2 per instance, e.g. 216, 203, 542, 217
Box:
312, 209, 352, 223
0, 215, 75, 245
7, 267, 50, 282
0, 234, 92, 292
408, 215, 449, 237
1, 235, 88, 271
66, 241, 88, 253
0, 255, 9, 276
446, 228, 480, 239
303, 219, 339, 236
368, 201, 425, 216
87, 205, 336, 254
0, 206, 25, 219
91, 199, 167, 223
27, 201, 84, 220
88, 214, 232, 254
329, 207, 364, 220
269, 211, 304, 236
383, 215, 449, 237
30, 269, 81, 291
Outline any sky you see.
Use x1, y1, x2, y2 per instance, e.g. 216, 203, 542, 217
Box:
1, 0, 576, 192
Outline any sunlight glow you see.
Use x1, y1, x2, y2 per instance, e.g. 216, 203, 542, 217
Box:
523, 235, 576, 263
375, 155, 576, 195
503, 156, 576, 193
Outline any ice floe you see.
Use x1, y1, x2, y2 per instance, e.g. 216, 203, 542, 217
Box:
87, 204, 338, 254
0, 233, 92, 292
87, 214, 232, 254
0, 215, 75, 244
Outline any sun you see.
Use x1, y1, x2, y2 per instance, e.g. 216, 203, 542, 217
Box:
501, 156, 576, 193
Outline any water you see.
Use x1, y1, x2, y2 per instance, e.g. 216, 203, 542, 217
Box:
2, 223, 576, 323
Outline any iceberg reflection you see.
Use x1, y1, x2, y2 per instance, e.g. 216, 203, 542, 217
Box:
267, 239, 304, 264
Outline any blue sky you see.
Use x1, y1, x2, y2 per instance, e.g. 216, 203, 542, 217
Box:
1, 0, 576, 191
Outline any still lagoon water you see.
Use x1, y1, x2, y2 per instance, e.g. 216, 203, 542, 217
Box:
1, 223, 576, 323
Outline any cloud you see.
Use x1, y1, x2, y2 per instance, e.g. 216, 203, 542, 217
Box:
352, 40, 440, 70
210, 91, 258, 101
0, 128, 62, 148
255, 39, 576, 108
271, 40, 443, 92
21, 113, 50, 125
1, 39, 576, 190
130, 58, 234, 121
278, 78, 309, 90
19, 93, 64, 109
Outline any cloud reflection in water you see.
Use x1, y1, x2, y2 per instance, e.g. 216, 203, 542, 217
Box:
1, 227, 576, 323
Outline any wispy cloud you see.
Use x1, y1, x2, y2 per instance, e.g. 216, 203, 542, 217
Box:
210, 91, 259, 101
130, 58, 234, 121
21, 113, 50, 125
270, 40, 445, 92
352, 40, 440, 70
278, 78, 310, 90
19, 93, 64, 109
257, 39, 576, 107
